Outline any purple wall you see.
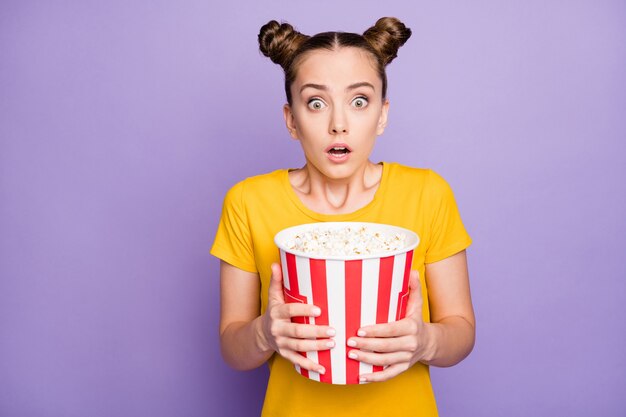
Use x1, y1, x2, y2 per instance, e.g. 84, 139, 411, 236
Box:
1, 1, 625, 416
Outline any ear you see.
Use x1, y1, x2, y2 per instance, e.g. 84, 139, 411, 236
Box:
283, 104, 299, 139
376, 99, 390, 136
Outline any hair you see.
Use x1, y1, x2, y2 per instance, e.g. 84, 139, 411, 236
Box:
258, 17, 412, 104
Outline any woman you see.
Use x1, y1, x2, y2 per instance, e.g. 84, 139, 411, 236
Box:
211, 17, 475, 417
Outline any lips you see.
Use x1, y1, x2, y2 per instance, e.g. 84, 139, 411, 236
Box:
326, 143, 352, 156
325, 143, 352, 163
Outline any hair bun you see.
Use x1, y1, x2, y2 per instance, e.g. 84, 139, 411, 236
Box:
363, 17, 412, 66
258, 20, 309, 69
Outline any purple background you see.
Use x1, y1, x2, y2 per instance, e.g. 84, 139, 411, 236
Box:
1, 1, 625, 416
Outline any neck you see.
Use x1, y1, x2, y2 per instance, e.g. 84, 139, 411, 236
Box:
289, 161, 383, 215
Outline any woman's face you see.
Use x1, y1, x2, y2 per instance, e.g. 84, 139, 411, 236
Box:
284, 47, 389, 181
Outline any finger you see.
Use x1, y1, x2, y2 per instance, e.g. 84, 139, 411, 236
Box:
359, 363, 408, 383
267, 263, 285, 304
271, 302, 323, 320
278, 336, 335, 353
405, 270, 423, 318
279, 322, 336, 339
347, 334, 415, 353
357, 317, 417, 338
347, 349, 412, 368
282, 350, 327, 375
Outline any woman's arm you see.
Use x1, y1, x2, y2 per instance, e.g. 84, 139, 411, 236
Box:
423, 250, 475, 367
346, 250, 475, 381
219, 261, 272, 370
219, 261, 335, 372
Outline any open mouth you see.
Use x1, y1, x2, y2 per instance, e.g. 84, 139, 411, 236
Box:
328, 146, 351, 156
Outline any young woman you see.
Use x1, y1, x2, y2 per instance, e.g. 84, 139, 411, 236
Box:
211, 17, 475, 417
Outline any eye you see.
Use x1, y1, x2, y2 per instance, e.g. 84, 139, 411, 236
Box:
352, 96, 369, 109
307, 99, 326, 110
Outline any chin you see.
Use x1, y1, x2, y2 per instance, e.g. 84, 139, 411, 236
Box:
320, 165, 359, 181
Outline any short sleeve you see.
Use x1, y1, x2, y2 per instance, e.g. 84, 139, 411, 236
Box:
423, 170, 472, 264
210, 181, 258, 273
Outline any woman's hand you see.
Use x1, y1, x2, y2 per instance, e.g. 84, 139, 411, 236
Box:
345, 270, 435, 382
346, 251, 476, 382
257, 263, 336, 375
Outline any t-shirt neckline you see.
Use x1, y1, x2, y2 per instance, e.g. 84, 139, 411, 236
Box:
280, 161, 390, 222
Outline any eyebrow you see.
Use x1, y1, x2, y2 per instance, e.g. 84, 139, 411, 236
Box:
299, 82, 375, 94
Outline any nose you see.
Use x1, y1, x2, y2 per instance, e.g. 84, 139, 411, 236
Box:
329, 106, 348, 135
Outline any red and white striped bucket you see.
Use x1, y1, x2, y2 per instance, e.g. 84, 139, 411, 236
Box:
274, 222, 419, 385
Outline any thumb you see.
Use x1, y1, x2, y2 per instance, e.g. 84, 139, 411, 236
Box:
268, 262, 285, 304
405, 270, 424, 319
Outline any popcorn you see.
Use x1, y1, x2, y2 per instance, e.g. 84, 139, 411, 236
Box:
283, 225, 407, 256
274, 222, 420, 384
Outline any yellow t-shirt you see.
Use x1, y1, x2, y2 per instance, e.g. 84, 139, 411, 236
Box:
211, 162, 472, 417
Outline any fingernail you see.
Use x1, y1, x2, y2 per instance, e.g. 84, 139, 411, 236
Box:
347, 339, 357, 347
357, 330, 366, 337
326, 340, 335, 348
312, 307, 321, 316
348, 351, 358, 359
360, 376, 367, 382
318, 367, 326, 375
326, 328, 336, 337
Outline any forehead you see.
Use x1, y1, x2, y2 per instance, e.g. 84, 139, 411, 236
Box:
293, 47, 381, 88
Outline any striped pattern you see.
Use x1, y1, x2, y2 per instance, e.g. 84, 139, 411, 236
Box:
280, 249, 414, 385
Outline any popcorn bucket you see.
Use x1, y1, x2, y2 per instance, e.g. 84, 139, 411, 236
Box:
274, 222, 420, 384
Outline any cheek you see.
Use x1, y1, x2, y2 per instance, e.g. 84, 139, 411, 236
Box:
296, 114, 325, 134
355, 111, 383, 132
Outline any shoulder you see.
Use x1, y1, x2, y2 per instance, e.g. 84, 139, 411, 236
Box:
225, 169, 286, 197
385, 162, 452, 193
221, 169, 288, 212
